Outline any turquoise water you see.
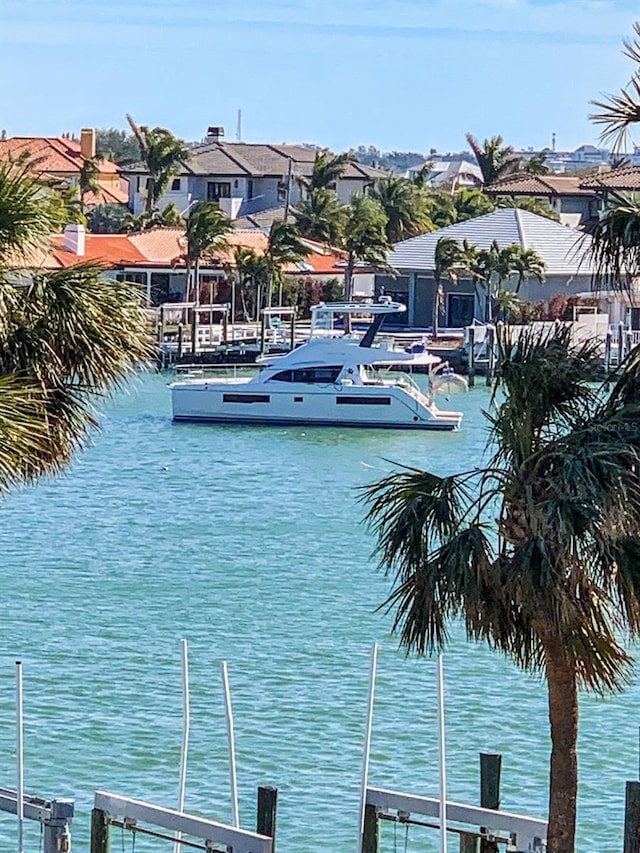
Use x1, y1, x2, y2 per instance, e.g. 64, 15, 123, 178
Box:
0, 373, 637, 852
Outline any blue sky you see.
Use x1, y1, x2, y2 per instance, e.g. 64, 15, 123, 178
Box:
1, 0, 638, 154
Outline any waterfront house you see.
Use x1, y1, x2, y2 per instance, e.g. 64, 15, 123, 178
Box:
121, 126, 386, 219
484, 175, 600, 228
578, 165, 640, 203
376, 208, 596, 328
0, 130, 128, 207
36, 224, 345, 306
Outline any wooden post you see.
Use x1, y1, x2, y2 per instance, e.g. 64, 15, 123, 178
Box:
468, 326, 475, 388
90, 807, 110, 853
485, 327, 495, 387
191, 307, 198, 356
223, 310, 229, 344
256, 786, 278, 852
480, 753, 501, 853
627, 331, 634, 362
618, 321, 625, 367
605, 331, 612, 378
290, 314, 296, 351
177, 323, 183, 360
158, 304, 165, 345
362, 803, 379, 853
624, 781, 640, 853
459, 834, 477, 853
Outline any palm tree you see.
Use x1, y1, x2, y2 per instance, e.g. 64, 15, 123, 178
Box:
474, 240, 523, 321
341, 194, 390, 304
452, 187, 495, 222
0, 160, 152, 488
233, 246, 270, 321
126, 115, 188, 213
184, 202, 232, 304
265, 220, 310, 307
369, 176, 434, 243
363, 324, 640, 853
292, 188, 345, 246
511, 246, 545, 295
465, 133, 522, 185
79, 156, 100, 214
588, 190, 640, 292
301, 149, 355, 193
526, 152, 550, 175
590, 22, 640, 152
432, 237, 462, 341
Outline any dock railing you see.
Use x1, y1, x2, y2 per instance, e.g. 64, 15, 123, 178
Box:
91, 789, 275, 853
364, 786, 547, 853
0, 786, 74, 853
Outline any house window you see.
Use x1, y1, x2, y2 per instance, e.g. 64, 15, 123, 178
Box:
207, 182, 231, 200
116, 272, 146, 285
277, 181, 287, 201
171, 178, 181, 191
247, 179, 254, 200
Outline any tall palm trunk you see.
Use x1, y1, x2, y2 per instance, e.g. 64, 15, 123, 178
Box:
432, 277, 441, 342
344, 256, 355, 333
544, 636, 579, 853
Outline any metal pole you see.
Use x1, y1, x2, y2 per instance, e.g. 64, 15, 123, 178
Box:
357, 643, 379, 853
174, 639, 191, 853
221, 661, 240, 828
436, 654, 448, 853
16, 661, 24, 853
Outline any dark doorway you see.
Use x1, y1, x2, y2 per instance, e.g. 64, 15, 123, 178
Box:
447, 293, 475, 328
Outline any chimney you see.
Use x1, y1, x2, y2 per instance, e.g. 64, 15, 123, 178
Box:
205, 126, 225, 143
63, 223, 86, 256
80, 128, 96, 159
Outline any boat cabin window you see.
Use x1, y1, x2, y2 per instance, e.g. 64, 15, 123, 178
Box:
269, 366, 342, 383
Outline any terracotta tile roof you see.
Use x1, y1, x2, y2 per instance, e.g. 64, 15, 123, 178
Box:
0, 136, 120, 176
579, 166, 640, 191
49, 234, 147, 268
486, 174, 595, 197
25, 227, 342, 279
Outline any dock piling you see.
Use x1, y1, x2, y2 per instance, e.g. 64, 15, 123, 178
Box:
90, 807, 110, 853
485, 328, 495, 387
468, 327, 475, 388
624, 781, 640, 853
256, 786, 278, 851
480, 753, 501, 853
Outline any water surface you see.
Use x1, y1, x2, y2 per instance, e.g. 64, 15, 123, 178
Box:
0, 374, 635, 851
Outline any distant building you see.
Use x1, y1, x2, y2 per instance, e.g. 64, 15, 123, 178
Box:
406, 159, 483, 190
485, 174, 600, 228
0, 130, 128, 206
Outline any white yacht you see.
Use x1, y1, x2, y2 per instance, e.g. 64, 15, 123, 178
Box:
170, 301, 464, 430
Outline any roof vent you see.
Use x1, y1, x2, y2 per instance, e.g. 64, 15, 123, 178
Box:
206, 126, 225, 143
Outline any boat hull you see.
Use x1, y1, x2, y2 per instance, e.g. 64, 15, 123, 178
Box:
171, 381, 462, 431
